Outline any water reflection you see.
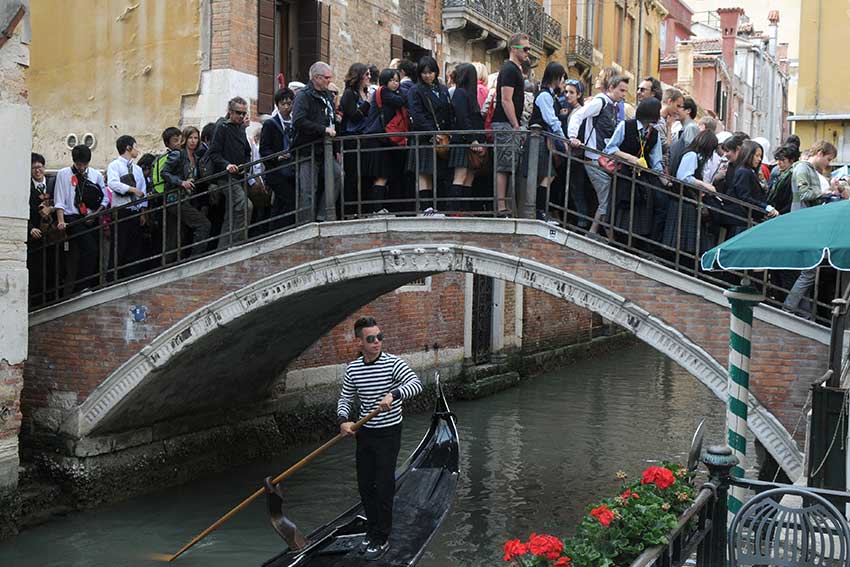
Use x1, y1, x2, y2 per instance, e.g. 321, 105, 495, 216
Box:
0, 343, 729, 567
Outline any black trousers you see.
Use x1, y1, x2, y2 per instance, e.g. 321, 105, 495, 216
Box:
115, 208, 144, 278
356, 424, 402, 544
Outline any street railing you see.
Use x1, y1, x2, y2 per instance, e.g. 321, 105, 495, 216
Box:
27, 126, 845, 326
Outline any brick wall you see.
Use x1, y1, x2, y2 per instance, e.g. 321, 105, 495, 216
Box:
522, 287, 596, 352
328, 1, 399, 84
210, 0, 258, 76
290, 273, 465, 369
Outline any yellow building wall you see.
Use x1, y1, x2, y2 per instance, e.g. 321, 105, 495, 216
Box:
28, 1, 203, 168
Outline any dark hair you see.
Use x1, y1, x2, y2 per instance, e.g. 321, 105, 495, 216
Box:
137, 153, 156, 170
784, 134, 801, 148
71, 144, 91, 164
398, 59, 416, 79
774, 144, 800, 162
723, 134, 746, 153
454, 63, 479, 111
642, 76, 662, 101
344, 63, 370, 92
607, 74, 630, 90
354, 316, 378, 338
31, 152, 45, 166
115, 135, 136, 155
540, 62, 566, 92
564, 80, 585, 106
161, 127, 181, 147
274, 88, 295, 105
683, 97, 698, 120
685, 130, 719, 160
734, 140, 763, 170
635, 98, 661, 123
733, 131, 750, 140
378, 68, 400, 87
201, 122, 216, 143
369, 65, 379, 84
416, 56, 440, 82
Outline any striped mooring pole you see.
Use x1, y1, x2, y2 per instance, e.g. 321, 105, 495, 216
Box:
724, 283, 763, 515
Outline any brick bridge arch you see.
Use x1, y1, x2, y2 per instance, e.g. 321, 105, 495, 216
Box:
26, 219, 829, 480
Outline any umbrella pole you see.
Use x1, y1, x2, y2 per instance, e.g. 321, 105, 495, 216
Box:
723, 282, 763, 515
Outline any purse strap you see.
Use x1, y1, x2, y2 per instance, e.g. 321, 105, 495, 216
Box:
421, 88, 442, 132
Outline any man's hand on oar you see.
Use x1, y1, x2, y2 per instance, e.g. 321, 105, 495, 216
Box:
154, 405, 382, 561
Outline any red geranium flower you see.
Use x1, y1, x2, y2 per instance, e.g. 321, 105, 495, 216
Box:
621, 488, 640, 500
590, 504, 616, 527
503, 538, 528, 562
641, 466, 676, 489
554, 557, 572, 567
528, 533, 564, 561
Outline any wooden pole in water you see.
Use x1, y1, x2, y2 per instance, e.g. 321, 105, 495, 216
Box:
157, 406, 382, 562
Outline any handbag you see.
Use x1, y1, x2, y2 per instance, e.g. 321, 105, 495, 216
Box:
467, 145, 489, 171
422, 89, 450, 160
376, 87, 410, 146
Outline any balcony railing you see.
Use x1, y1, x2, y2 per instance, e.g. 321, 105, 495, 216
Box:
566, 34, 594, 67
442, 0, 557, 50
544, 13, 562, 46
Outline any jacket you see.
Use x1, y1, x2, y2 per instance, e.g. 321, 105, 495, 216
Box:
207, 118, 251, 178
29, 177, 55, 232
450, 87, 483, 144
162, 148, 198, 191
407, 82, 453, 132
791, 160, 825, 211
726, 167, 770, 226
260, 113, 295, 183
339, 88, 371, 135
292, 81, 336, 151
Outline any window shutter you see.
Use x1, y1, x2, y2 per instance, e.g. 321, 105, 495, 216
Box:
391, 34, 403, 61
297, 0, 331, 82
258, 0, 276, 113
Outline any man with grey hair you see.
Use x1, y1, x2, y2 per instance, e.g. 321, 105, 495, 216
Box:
208, 96, 252, 246
567, 74, 629, 237
292, 61, 342, 222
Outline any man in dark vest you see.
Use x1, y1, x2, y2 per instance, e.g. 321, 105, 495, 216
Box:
567, 74, 630, 237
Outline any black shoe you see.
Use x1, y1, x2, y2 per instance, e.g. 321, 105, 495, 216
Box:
357, 537, 371, 554
364, 540, 390, 560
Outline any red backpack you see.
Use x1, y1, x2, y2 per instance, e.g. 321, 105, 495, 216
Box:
376, 87, 410, 146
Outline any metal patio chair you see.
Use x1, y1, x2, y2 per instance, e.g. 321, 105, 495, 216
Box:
729, 486, 850, 567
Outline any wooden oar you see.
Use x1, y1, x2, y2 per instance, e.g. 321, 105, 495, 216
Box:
155, 406, 382, 562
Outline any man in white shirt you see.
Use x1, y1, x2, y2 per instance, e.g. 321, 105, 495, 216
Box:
568, 74, 629, 236
54, 145, 108, 295
107, 135, 147, 278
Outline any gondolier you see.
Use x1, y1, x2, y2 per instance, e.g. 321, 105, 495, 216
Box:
338, 316, 423, 561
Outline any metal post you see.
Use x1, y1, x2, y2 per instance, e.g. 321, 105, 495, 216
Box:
323, 136, 337, 221
723, 282, 763, 514
828, 298, 847, 385
700, 445, 739, 567
523, 125, 542, 220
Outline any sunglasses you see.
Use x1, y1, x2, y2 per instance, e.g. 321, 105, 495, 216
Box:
637, 86, 650, 92
231, 109, 247, 116
365, 333, 384, 344
512, 45, 531, 53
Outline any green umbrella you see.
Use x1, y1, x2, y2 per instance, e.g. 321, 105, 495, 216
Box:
700, 200, 850, 271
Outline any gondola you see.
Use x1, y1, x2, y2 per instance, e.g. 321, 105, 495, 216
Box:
261, 376, 460, 567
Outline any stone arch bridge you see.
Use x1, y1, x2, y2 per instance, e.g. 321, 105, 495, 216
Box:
24, 218, 830, 484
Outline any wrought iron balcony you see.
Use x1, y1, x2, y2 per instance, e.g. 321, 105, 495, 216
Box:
566, 34, 593, 68
544, 13, 562, 48
443, 0, 561, 51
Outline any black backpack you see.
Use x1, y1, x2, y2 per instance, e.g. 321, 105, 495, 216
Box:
72, 170, 103, 213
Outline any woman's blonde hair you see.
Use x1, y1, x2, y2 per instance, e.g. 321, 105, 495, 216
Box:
472, 62, 488, 83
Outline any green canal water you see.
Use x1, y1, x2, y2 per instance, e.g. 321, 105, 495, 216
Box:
0, 343, 733, 566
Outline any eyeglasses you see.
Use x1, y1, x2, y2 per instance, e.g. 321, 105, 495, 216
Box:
231, 109, 247, 116
365, 333, 384, 344
512, 45, 531, 53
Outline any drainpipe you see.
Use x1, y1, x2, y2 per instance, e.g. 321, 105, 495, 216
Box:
724, 282, 763, 515
636, 0, 644, 78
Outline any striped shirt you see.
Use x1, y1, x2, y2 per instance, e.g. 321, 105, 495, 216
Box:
337, 352, 422, 429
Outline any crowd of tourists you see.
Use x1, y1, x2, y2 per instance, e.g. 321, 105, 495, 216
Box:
27, 32, 848, 317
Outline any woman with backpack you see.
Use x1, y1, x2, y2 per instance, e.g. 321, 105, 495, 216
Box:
447, 63, 484, 213
603, 98, 663, 244
407, 56, 453, 214
339, 63, 372, 216
362, 68, 407, 213
662, 130, 718, 258
526, 62, 567, 222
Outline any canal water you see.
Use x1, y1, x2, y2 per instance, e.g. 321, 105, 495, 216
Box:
0, 343, 735, 566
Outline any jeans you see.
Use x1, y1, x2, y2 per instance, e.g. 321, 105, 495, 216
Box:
297, 155, 342, 222
220, 177, 248, 247
585, 161, 612, 216
166, 201, 212, 261
783, 268, 817, 319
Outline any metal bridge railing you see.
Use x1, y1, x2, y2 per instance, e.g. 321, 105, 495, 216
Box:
27, 127, 846, 327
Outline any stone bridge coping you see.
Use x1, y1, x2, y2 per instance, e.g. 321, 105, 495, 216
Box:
33, 218, 822, 480
29, 218, 831, 347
